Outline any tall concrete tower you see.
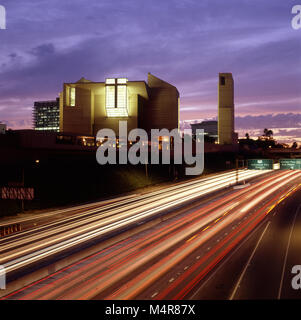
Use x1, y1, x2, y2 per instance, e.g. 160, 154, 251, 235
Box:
218, 73, 235, 145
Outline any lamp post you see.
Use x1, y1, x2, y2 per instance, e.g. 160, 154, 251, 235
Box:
235, 158, 245, 185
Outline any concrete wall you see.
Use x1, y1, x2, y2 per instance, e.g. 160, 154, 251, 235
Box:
93, 81, 148, 135
143, 73, 179, 132
60, 74, 179, 136
61, 84, 92, 135
218, 73, 235, 145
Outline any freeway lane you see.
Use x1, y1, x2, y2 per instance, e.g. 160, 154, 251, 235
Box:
111, 172, 301, 300
180, 183, 301, 300
2, 170, 300, 300
229, 187, 301, 299
0, 169, 269, 280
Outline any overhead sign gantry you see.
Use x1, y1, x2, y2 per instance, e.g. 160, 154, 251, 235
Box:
247, 159, 273, 170
279, 159, 301, 170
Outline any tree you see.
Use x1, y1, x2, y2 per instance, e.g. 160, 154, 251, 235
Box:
245, 133, 250, 140
263, 128, 273, 139
267, 129, 273, 138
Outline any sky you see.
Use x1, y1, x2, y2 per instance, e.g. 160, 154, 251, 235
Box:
0, 0, 300, 140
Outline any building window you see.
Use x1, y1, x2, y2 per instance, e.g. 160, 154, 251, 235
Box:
105, 78, 116, 85
220, 76, 225, 86
117, 85, 127, 108
69, 87, 75, 106
117, 78, 128, 84
33, 99, 60, 132
105, 78, 128, 117
106, 85, 115, 108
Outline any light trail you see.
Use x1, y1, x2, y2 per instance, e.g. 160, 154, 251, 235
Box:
3, 170, 300, 300
111, 177, 301, 300
0, 169, 256, 246
0, 169, 269, 276
6, 172, 285, 299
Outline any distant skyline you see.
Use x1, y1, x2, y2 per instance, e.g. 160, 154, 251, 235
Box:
180, 113, 301, 144
0, 1, 300, 136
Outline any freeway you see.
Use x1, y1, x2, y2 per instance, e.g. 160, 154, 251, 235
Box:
191, 184, 301, 300
1, 169, 300, 300
0, 169, 268, 279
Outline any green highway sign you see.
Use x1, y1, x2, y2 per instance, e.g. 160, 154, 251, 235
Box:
248, 159, 274, 170
279, 159, 301, 170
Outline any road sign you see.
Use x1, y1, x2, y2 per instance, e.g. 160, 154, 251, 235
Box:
248, 159, 273, 170
1, 187, 34, 200
280, 159, 301, 170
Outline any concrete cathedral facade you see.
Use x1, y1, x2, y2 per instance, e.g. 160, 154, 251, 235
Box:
59, 73, 180, 136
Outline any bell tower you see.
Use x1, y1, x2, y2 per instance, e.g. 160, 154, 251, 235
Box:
218, 73, 235, 145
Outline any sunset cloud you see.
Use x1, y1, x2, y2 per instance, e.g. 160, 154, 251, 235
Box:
0, 0, 300, 129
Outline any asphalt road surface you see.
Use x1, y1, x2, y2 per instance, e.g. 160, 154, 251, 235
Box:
186, 183, 301, 300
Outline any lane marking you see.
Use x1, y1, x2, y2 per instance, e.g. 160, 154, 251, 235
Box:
189, 218, 271, 300
151, 292, 158, 298
169, 278, 175, 283
186, 235, 196, 243
277, 205, 300, 299
229, 221, 271, 300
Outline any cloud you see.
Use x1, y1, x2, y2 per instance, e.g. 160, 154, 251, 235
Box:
180, 112, 301, 143
235, 113, 301, 129
30, 43, 56, 57
0, 0, 300, 135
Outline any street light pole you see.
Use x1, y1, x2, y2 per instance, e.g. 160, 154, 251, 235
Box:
236, 158, 239, 185
21, 167, 25, 212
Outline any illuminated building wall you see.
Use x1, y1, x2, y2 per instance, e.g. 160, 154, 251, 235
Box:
218, 73, 236, 145
105, 78, 129, 117
33, 98, 60, 131
60, 73, 179, 136
0, 123, 6, 134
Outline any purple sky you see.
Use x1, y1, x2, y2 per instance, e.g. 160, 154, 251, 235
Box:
0, 0, 300, 131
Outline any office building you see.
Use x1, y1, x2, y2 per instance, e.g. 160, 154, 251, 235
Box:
0, 122, 6, 134
191, 121, 218, 141
33, 98, 60, 131
59, 73, 179, 136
